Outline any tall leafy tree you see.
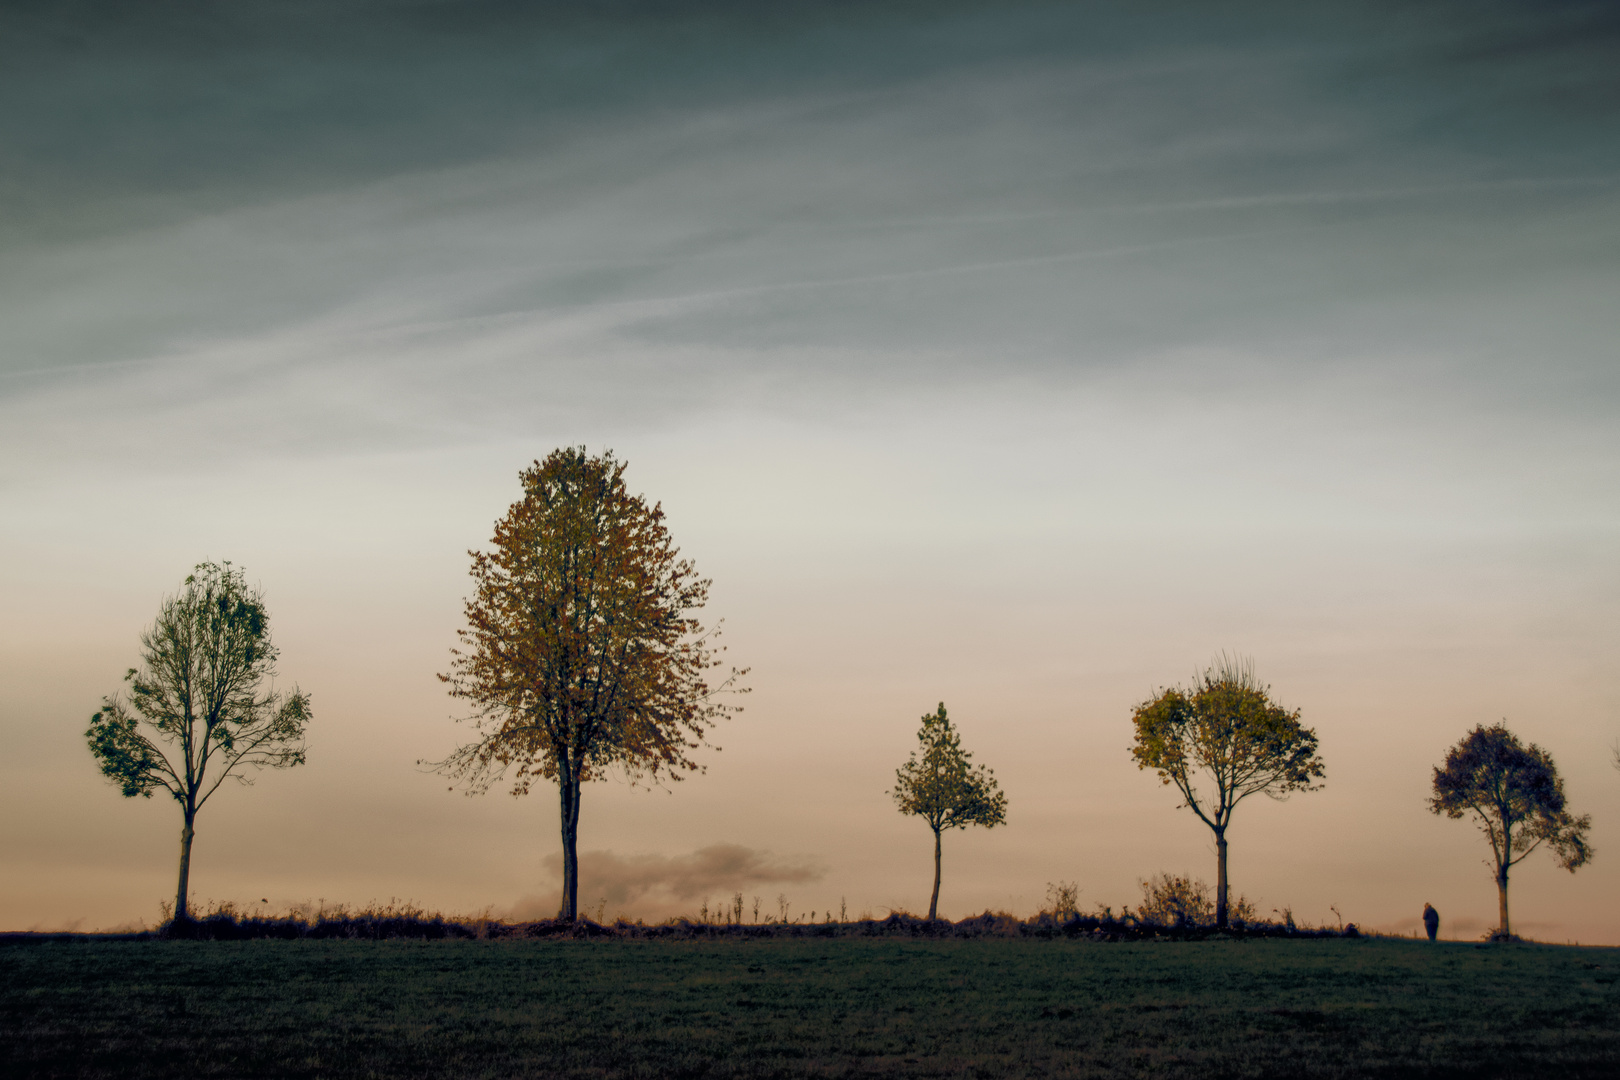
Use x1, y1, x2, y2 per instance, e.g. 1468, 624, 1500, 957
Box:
1129, 654, 1323, 928
85, 562, 311, 920
1429, 723, 1591, 939
891, 703, 1008, 920
434, 448, 745, 921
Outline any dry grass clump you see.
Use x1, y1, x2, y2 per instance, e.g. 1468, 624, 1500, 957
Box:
156, 899, 488, 941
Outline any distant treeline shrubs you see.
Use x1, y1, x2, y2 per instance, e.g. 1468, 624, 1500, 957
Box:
122, 898, 1360, 942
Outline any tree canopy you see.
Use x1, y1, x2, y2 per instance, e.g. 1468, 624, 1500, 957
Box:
1129, 654, 1322, 927
891, 703, 1008, 920
86, 561, 310, 919
434, 447, 745, 920
1429, 723, 1591, 939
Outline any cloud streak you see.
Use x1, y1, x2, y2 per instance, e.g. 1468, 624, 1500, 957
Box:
7, 0, 1619, 399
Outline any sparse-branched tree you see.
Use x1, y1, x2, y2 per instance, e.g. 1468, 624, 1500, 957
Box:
431, 448, 746, 921
891, 703, 1008, 920
85, 562, 310, 920
1429, 723, 1591, 939
1129, 654, 1323, 928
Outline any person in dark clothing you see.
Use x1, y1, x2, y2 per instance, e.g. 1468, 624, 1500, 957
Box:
1422, 903, 1439, 941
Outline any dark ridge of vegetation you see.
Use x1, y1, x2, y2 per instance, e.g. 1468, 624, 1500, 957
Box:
2, 905, 1364, 944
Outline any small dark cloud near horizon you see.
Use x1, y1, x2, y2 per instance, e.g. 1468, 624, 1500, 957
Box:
509, 844, 825, 920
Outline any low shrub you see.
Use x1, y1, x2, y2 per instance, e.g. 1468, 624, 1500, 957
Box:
1133, 873, 1260, 929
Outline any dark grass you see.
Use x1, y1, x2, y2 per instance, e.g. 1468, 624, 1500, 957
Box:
3, 935, 1618, 1078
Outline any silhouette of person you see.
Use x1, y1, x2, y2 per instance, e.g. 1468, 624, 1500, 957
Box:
1422, 903, 1439, 942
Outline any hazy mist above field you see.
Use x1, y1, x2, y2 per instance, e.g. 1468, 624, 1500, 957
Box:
2, 0, 1618, 940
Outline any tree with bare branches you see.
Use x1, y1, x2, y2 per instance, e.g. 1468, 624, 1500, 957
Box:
86, 562, 311, 920
433, 448, 745, 921
891, 703, 1007, 920
1429, 723, 1591, 940
1129, 654, 1323, 929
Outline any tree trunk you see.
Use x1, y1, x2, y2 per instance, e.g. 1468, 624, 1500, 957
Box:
1214, 828, 1228, 929
175, 814, 195, 921
1497, 863, 1510, 938
1495, 817, 1512, 938
928, 828, 942, 921
558, 776, 582, 921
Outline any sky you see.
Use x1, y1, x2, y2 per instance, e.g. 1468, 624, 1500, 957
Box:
2, 0, 1619, 942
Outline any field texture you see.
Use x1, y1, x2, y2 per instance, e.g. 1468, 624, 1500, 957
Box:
3, 936, 1618, 1078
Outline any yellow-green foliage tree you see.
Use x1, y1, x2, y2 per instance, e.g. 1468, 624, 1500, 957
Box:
1429, 723, 1591, 940
891, 703, 1008, 920
434, 448, 745, 921
85, 562, 311, 920
1130, 655, 1322, 928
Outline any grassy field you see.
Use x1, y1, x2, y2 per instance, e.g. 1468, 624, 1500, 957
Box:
3, 936, 1618, 1078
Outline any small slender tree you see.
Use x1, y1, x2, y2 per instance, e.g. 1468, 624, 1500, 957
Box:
432, 448, 746, 921
1129, 654, 1323, 928
891, 703, 1008, 920
1429, 723, 1591, 940
85, 562, 311, 920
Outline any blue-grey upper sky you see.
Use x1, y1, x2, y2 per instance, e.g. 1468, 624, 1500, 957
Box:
5, 1, 1618, 423
2, 1, 1618, 938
